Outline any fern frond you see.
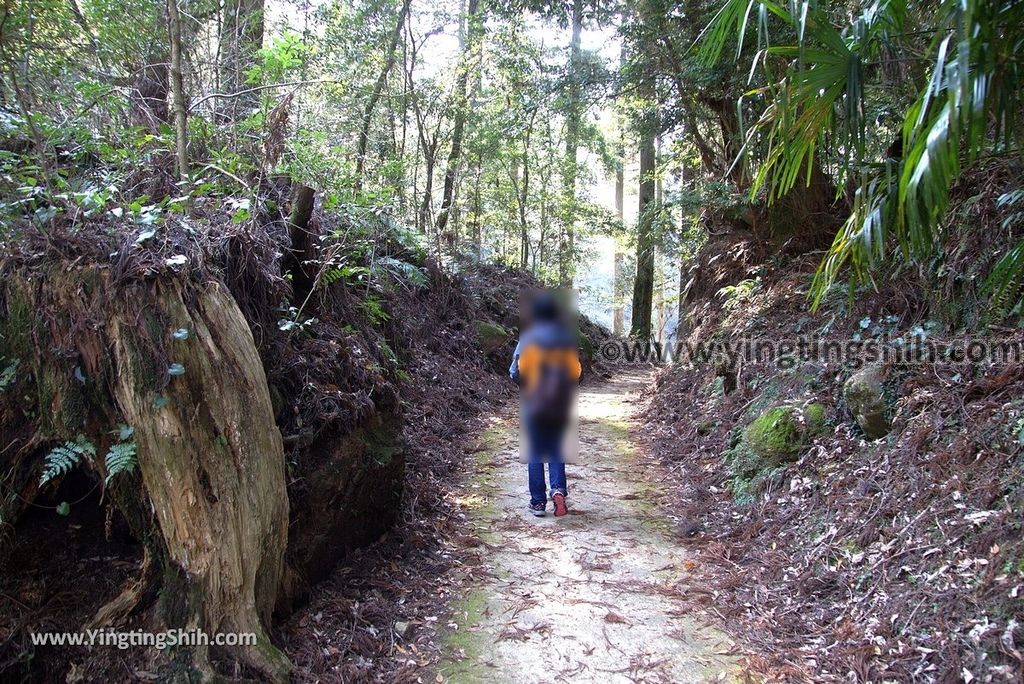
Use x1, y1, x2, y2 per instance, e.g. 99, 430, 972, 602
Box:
104, 441, 137, 484
40, 437, 96, 485
322, 268, 346, 285
983, 239, 1024, 321
321, 265, 370, 286
376, 256, 428, 288
0, 358, 19, 391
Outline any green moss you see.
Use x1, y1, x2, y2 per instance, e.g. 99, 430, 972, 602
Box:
744, 403, 826, 463
465, 423, 506, 544
36, 364, 88, 436
576, 329, 594, 362
804, 402, 826, 429
727, 402, 827, 505
730, 463, 789, 506
843, 365, 891, 439
696, 419, 717, 436
0, 284, 34, 360
438, 589, 490, 683
474, 321, 510, 354
744, 406, 803, 461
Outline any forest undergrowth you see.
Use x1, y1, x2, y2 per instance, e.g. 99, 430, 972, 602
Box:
0, 180, 608, 681
640, 163, 1024, 683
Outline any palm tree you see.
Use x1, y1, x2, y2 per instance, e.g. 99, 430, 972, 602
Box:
699, 0, 1024, 313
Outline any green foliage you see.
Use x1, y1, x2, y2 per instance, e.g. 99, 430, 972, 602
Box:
40, 436, 96, 486
717, 278, 760, 311
375, 256, 428, 289
360, 296, 390, 325
983, 190, 1024, 321
0, 358, 19, 391
322, 265, 370, 286
104, 441, 137, 485
102, 424, 138, 485
38, 425, 136, 487
254, 32, 310, 84
984, 239, 1024, 322
700, 0, 1024, 314
277, 305, 319, 334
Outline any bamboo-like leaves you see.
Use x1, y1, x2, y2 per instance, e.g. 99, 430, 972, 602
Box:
698, 0, 1024, 314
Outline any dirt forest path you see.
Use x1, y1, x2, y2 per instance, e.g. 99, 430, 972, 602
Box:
440, 369, 740, 683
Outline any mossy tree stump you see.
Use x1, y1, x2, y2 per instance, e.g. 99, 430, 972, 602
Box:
1, 271, 292, 681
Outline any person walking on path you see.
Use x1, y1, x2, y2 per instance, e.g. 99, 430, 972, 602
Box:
508, 292, 581, 517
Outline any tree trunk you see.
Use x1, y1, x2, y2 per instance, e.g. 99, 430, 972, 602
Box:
678, 243, 693, 340
2, 272, 292, 681
630, 77, 656, 340
653, 137, 664, 345
435, 0, 481, 243
559, 0, 583, 289
418, 153, 434, 234
354, 0, 411, 189
613, 32, 627, 335
613, 138, 625, 336
112, 280, 291, 681
514, 116, 534, 269
287, 185, 316, 304
221, 0, 264, 122
167, 0, 188, 182
473, 151, 483, 260
518, 156, 530, 269
704, 95, 747, 189
130, 49, 169, 131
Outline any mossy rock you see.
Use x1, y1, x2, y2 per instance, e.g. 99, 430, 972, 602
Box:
474, 321, 510, 355
742, 402, 827, 466
576, 330, 594, 362
843, 364, 890, 439
726, 401, 826, 505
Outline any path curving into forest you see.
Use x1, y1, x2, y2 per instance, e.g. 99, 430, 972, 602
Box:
440, 369, 739, 683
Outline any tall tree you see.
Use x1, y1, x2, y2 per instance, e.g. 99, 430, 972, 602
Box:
630, 70, 656, 340
612, 132, 625, 336
354, 0, 412, 190
168, 0, 188, 182
221, 0, 264, 121
612, 31, 627, 335
653, 136, 664, 344
436, 0, 482, 245
559, 0, 583, 288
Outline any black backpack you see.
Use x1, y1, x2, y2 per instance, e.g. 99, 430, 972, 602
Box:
525, 347, 576, 430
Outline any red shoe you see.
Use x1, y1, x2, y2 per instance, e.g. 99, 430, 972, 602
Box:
552, 491, 568, 517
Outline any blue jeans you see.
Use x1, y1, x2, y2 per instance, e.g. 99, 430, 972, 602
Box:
526, 422, 567, 505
